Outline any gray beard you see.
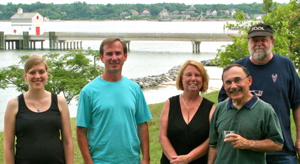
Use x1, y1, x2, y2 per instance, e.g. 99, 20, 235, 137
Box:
249, 46, 272, 60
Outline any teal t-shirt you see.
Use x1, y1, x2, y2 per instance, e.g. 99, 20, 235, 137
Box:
76, 76, 152, 164
209, 94, 283, 164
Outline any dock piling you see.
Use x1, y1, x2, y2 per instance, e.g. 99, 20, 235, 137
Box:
192, 40, 201, 53
23, 32, 29, 50
0, 32, 4, 49
49, 31, 56, 50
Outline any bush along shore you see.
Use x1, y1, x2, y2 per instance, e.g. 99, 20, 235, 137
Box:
131, 59, 215, 88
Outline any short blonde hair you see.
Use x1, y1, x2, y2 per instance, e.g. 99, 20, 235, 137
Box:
24, 55, 49, 73
175, 60, 209, 93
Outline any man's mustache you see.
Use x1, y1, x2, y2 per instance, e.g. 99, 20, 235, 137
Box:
229, 87, 242, 93
254, 46, 265, 51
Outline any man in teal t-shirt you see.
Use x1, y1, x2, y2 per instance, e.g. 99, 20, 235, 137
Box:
76, 37, 152, 164
208, 64, 283, 164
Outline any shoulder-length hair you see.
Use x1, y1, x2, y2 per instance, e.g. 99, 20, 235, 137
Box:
175, 60, 209, 93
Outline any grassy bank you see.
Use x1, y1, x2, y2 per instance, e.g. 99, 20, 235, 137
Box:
0, 91, 296, 163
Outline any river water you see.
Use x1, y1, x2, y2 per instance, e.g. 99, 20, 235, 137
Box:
0, 20, 233, 131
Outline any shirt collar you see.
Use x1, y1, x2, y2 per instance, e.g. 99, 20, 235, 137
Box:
226, 93, 258, 110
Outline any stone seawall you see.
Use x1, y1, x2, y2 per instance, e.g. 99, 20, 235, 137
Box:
131, 65, 181, 88
131, 60, 215, 88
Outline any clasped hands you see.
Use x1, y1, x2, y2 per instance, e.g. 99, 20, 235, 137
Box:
170, 154, 191, 164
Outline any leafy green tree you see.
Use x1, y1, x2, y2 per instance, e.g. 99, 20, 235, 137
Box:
149, 5, 163, 16
213, 0, 300, 73
212, 11, 251, 67
262, 0, 300, 70
134, 4, 145, 13
287, 1, 300, 69
0, 49, 103, 103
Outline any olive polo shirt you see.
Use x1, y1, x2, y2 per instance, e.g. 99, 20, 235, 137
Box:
209, 94, 284, 164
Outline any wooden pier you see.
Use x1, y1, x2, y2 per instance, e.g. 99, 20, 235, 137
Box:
0, 31, 240, 53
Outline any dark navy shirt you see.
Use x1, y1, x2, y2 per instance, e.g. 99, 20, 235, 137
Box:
218, 54, 300, 155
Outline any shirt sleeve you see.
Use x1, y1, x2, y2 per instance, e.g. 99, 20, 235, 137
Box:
135, 87, 152, 124
287, 59, 300, 109
76, 89, 92, 128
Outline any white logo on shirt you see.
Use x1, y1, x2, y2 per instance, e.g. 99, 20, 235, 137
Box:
272, 74, 278, 83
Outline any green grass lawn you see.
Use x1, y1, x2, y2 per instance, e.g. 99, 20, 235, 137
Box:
0, 91, 297, 163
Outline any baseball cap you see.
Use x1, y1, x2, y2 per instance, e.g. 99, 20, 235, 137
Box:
247, 23, 273, 39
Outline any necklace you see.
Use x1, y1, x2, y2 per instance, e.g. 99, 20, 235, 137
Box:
33, 102, 42, 112
181, 95, 201, 110
181, 95, 194, 110
181, 95, 191, 110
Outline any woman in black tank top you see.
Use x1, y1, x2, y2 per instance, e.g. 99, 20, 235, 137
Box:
4, 55, 74, 164
159, 60, 216, 164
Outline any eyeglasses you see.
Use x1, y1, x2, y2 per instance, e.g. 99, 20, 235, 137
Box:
223, 76, 248, 86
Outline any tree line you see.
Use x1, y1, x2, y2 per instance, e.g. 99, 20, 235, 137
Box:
0, 2, 277, 20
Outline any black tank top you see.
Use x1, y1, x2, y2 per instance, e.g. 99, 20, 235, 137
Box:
160, 95, 214, 164
15, 93, 65, 164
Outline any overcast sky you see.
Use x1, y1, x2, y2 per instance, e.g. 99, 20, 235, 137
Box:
0, 0, 291, 5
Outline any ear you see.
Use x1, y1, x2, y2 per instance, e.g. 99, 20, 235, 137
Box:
248, 76, 253, 86
24, 72, 27, 79
124, 53, 128, 61
271, 38, 275, 45
100, 54, 104, 63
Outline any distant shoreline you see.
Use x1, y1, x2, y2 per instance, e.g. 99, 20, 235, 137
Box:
0, 19, 246, 23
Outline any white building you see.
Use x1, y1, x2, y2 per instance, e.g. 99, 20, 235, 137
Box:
212, 10, 218, 16
159, 8, 169, 18
142, 9, 151, 16
254, 14, 264, 20
231, 9, 237, 17
10, 8, 44, 35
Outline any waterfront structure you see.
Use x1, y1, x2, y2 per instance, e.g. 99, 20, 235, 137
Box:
10, 8, 44, 35
4, 9, 85, 50
0, 31, 239, 52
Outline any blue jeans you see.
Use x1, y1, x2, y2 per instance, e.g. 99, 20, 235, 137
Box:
266, 154, 298, 164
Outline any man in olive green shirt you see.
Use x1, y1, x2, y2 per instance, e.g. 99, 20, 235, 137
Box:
208, 64, 283, 164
